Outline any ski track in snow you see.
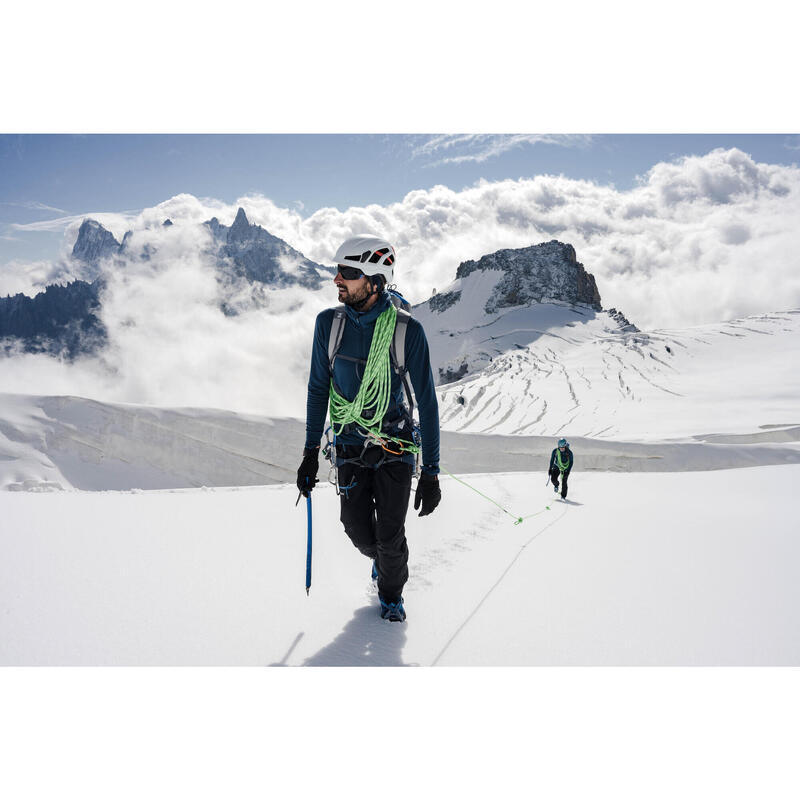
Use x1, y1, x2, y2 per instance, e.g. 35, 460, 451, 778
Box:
430, 505, 571, 666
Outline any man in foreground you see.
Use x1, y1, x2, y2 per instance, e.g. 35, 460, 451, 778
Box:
296, 235, 441, 622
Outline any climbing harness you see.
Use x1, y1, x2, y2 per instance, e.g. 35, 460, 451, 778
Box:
322, 425, 421, 496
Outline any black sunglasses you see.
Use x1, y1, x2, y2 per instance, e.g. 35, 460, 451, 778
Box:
336, 265, 364, 281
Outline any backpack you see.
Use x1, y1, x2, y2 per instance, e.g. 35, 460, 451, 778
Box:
327, 289, 416, 422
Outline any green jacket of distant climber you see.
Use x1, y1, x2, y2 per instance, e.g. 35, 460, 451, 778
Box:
549, 447, 573, 475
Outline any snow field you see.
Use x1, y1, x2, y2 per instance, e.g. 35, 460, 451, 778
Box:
2, 465, 798, 666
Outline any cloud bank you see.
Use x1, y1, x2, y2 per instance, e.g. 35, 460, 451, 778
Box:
1, 147, 798, 416
234, 147, 800, 331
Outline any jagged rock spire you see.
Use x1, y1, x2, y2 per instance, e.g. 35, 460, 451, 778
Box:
71, 219, 121, 266
228, 207, 251, 242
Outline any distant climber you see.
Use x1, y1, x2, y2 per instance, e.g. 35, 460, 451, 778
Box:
549, 438, 573, 499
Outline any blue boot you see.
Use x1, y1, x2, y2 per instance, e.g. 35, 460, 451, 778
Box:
371, 560, 379, 582
379, 595, 406, 622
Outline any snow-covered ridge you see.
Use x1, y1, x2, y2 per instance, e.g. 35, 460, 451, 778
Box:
0, 394, 302, 491
2, 392, 799, 492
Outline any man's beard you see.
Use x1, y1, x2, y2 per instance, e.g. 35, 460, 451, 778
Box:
338, 281, 373, 310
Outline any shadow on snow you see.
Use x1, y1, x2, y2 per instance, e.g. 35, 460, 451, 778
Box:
301, 604, 412, 667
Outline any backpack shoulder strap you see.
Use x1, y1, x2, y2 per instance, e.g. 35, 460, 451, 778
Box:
390, 308, 411, 373
327, 306, 347, 373
390, 309, 415, 419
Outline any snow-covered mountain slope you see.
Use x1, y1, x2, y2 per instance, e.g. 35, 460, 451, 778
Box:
2, 393, 799, 491
413, 241, 800, 441
418, 298, 800, 440
3, 465, 798, 665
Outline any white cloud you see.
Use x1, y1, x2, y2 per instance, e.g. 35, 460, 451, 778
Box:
411, 134, 594, 165
2, 147, 798, 415
0, 258, 82, 297
11, 210, 139, 244
1, 200, 70, 214
0, 218, 331, 415
275, 147, 800, 330
784, 135, 800, 151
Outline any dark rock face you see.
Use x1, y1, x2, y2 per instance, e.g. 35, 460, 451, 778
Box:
205, 207, 330, 288
71, 220, 122, 266
455, 240, 602, 313
438, 362, 469, 383
607, 308, 639, 333
429, 290, 461, 313
0, 280, 106, 357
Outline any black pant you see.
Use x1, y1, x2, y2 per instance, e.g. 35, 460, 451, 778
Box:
550, 466, 569, 498
337, 458, 413, 603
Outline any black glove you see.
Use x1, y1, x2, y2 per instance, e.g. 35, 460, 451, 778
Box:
414, 472, 441, 517
296, 447, 320, 497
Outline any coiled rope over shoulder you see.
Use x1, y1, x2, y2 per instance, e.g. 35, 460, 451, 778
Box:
328, 303, 420, 453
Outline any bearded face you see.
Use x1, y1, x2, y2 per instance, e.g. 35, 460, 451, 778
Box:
334, 272, 375, 310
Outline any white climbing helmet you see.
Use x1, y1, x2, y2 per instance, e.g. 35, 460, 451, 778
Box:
333, 235, 396, 286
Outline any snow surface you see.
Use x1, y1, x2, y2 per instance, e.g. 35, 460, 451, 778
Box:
421, 302, 800, 440
2, 393, 800, 491
2, 466, 798, 665
1, 298, 799, 665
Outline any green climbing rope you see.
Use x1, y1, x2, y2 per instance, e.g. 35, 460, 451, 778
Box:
440, 467, 551, 525
328, 303, 420, 453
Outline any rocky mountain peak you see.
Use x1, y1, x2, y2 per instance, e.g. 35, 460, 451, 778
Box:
202, 209, 329, 289
454, 240, 602, 314
71, 219, 122, 266
229, 207, 251, 241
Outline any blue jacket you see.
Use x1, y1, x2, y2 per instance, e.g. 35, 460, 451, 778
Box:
549, 447, 573, 474
304, 292, 440, 474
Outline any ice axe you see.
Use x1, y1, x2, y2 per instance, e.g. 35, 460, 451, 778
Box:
296, 479, 313, 595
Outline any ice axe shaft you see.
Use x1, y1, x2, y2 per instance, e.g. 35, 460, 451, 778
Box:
305, 491, 312, 595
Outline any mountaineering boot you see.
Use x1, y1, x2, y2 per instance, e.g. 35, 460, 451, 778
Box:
553, 483, 559, 494
371, 560, 379, 582
379, 594, 406, 622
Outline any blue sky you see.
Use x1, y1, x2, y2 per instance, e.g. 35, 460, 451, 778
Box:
1, 133, 799, 266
